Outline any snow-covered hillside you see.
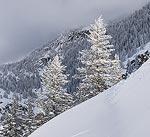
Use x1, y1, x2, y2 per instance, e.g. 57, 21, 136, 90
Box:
30, 59, 150, 137
124, 41, 150, 64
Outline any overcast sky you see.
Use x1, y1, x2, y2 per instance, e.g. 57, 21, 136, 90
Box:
0, 0, 149, 64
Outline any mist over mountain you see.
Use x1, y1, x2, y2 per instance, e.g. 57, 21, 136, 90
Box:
0, 3, 150, 99
0, 0, 149, 64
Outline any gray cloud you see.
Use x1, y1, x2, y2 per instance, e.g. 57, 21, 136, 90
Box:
0, 0, 149, 64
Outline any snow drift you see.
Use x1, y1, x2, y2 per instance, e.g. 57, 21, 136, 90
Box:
30, 59, 150, 137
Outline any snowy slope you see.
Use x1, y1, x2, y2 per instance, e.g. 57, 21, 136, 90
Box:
121, 41, 150, 74
30, 59, 150, 137
123, 41, 150, 65
136, 41, 150, 55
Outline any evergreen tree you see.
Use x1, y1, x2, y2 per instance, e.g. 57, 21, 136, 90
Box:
41, 55, 68, 93
77, 16, 121, 102
39, 55, 73, 123
1, 97, 26, 137
108, 3, 150, 62
24, 97, 37, 137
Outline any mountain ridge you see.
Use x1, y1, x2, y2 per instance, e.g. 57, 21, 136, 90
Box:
0, 2, 150, 104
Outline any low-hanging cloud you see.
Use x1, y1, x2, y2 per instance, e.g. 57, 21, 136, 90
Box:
0, 0, 149, 64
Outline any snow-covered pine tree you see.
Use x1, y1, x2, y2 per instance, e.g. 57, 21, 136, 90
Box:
24, 97, 37, 136
39, 55, 73, 123
1, 97, 27, 137
41, 55, 68, 93
77, 16, 121, 102
108, 3, 150, 62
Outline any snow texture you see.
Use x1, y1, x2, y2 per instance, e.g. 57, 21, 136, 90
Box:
30, 59, 150, 137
